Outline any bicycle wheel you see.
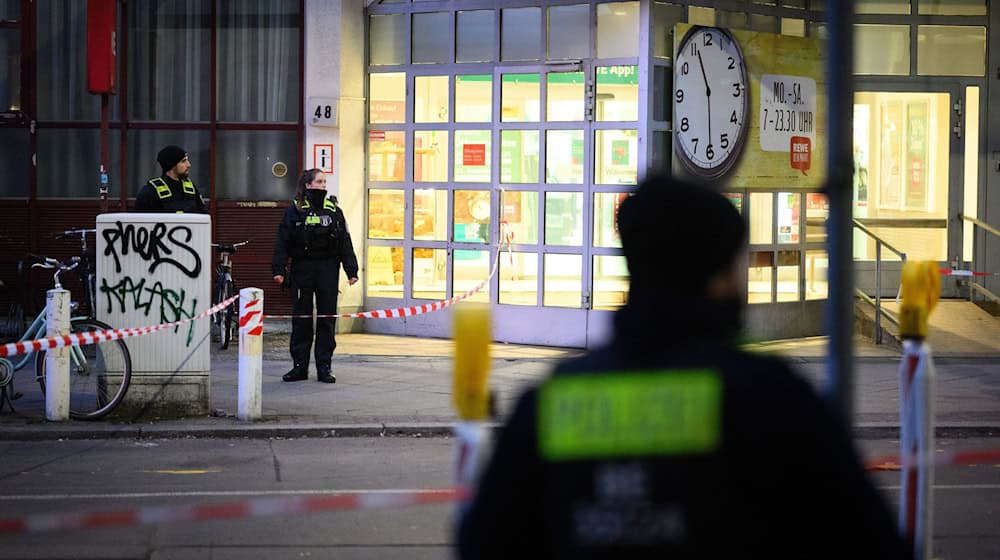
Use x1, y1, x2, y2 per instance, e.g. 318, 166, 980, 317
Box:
220, 279, 236, 350
36, 318, 132, 420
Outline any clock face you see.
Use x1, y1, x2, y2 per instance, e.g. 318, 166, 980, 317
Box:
673, 26, 750, 179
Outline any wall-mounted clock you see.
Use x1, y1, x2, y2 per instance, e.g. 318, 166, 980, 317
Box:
673, 26, 750, 179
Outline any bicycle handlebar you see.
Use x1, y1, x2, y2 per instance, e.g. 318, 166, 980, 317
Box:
55, 228, 96, 239
211, 240, 250, 252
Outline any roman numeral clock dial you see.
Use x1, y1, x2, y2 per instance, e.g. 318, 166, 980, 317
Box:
673, 26, 749, 179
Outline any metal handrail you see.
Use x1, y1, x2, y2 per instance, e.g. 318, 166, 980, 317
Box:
855, 288, 899, 325
959, 213, 1000, 239
958, 214, 1000, 306
852, 219, 907, 344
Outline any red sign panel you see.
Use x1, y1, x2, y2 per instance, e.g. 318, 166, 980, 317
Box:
463, 144, 486, 166
790, 136, 811, 175
87, 0, 118, 94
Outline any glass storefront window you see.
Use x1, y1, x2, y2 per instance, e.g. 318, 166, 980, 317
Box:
457, 10, 494, 63
595, 130, 638, 185
368, 189, 405, 239
370, 14, 406, 66
594, 193, 628, 248
454, 130, 491, 182
596, 66, 638, 121
127, 129, 209, 197
653, 3, 684, 59
918, 0, 985, 14
412, 12, 450, 64
367, 246, 403, 298
501, 7, 541, 62
412, 248, 447, 300
215, 130, 297, 200
369, 72, 406, 124
857, 0, 910, 14
776, 250, 800, 302
750, 14, 777, 33
126, 2, 208, 120
544, 253, 582, 308
37, 2, 104, 120
500, 130, 540, 184
1, 2, 20, 19
414, 131, 448, 182
749, 193, 773, 245
593, 255, 629, 310
724, 192, 743, 214
217, 1, 299, 123
368, 131, 406, 182
748, 251, 774, 304
596, 2, 639, 58
855, 25, 909, 75
546, 130, 584, 184
413, 188, 448, 241
454, 249, 490, 302
456, 75, 492, 122
0, 129, 29, 197
500, 252, 538, 305
688, 6, 715, 25
0, 29, 19, 112
501, 73, 540, 123
777, 192, 801, 244
502, 190, 539, 245
454, 190, 491, 242
806, 250, 828, 300
963, 86, 979, 262
917, 26, 986, 77
547, 72, 585, 122
718, 11, 748, 30
547, 4, 589, 60
806, 193, 828, 243
415, 76, 448, 123
781, 18, 806, 37
545, 192, 583, 246
38, 129, 122, 197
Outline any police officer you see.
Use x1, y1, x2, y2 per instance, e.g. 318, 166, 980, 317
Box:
272, 168, 359, 383
135, 145, 207, 213
457, 176, 909, 558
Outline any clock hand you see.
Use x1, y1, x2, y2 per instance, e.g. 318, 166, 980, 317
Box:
697, 49, 713, 149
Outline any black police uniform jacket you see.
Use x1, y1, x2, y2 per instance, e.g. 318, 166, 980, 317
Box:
458, 296, 910, 559
135, 174, 207, 213
271, 191, 359, 278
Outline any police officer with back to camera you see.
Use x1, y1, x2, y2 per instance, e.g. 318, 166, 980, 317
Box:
457, 175, 910, 559
272, 168, 359, 384
135, 145, 207, 213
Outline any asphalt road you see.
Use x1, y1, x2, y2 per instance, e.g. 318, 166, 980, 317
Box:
0, 436, 997, 559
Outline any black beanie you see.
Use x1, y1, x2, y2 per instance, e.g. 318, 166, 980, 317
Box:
157, 145, 187, 173
617, 175, 746, 294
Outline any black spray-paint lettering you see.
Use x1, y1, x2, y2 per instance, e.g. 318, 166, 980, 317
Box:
102, 221, 202, 278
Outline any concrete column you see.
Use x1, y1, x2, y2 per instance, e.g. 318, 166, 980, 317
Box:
238, 287, 264, 421
45, 288, 71, 421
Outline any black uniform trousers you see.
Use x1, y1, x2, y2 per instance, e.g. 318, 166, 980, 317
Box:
288, 258, 340, 372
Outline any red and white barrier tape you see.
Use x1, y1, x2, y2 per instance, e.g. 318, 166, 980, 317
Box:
866, 447, 1000, 471
939, 268, 999, 278
0, 295, 240, 359
0, 487, 469, 535
264, 242, 507, 321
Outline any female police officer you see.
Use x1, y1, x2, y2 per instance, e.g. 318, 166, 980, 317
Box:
272, 169, 359, 383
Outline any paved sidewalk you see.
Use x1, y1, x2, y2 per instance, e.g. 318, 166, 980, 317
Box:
0, 332, 997, 440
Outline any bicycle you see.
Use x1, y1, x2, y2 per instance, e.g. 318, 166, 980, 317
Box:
0, 255, 132, 420
211, 240, 249, 350
55, 228, 98, 318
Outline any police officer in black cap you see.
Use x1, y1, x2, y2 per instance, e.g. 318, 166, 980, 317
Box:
457, 175, 909, 559
135, 145, 207, 213
272, 168, 359, 384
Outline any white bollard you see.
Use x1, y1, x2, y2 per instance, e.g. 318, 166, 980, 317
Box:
45, 288, 71, 421
899, 339, 935, 560
237, 287, 264, 421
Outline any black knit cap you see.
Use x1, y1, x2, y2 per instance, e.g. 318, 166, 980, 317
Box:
617, 174, 746, 294
157, 145, 187, 173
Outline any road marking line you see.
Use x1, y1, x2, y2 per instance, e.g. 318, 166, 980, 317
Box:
879, 484, 1000, 490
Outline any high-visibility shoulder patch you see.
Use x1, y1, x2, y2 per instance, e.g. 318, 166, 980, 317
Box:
323, 198, 337, 212
181, 179, 196, 195
148, 177, 171, 199
537, 370, 722, 461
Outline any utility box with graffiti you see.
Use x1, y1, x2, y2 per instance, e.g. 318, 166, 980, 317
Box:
96, 213, 211, 417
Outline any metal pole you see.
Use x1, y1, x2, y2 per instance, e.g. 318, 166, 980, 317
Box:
825, 0, 856, 421
99, 93, 110, 214
876, 242, 882, 344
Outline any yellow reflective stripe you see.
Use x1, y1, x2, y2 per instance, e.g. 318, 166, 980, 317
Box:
305, 215, 321, 225
148, 177, 171, 199
537, 370, 722, 461
324, 198, 337, 212
181, 179, 196, 195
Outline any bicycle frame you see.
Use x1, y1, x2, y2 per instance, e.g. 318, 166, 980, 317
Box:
10, 308, 90, 373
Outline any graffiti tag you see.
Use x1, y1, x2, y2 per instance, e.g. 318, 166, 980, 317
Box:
102, 222, 201, 278
100, 276, 199, 346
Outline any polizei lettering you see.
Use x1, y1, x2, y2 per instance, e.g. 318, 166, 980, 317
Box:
102, 221, 202, 278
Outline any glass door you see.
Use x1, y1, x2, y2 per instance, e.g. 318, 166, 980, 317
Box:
852, 87, 970, 297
